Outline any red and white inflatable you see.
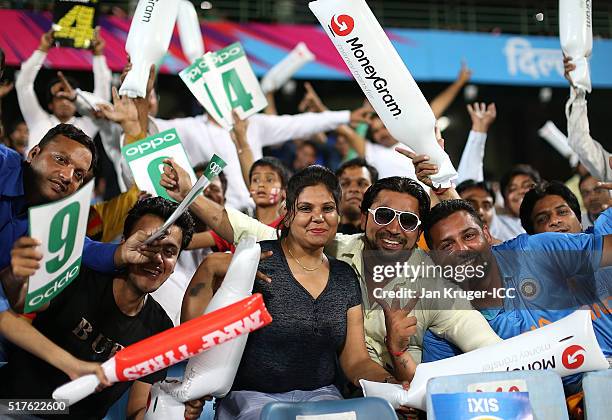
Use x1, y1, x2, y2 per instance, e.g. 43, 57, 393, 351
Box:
177, 0, 205, 64
52, 293, 272, 405
160, 236, 262, 402
120, 0, 180, 98
309, 0, 457, 188
361, 310, 608, 410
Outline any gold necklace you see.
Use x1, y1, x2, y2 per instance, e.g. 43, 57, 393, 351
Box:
285, 242, 324, 272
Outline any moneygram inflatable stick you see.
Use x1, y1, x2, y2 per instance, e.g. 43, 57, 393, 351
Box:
309, 0, 457, 188
361, 310, 607, 410
52, 294, 272, 406
260, 43, 315, 94
560, 0, 592, 93
177, 0, 205, 64
119, 0, 180, 98
538, 121, 579, 167
161, 236, 261, 401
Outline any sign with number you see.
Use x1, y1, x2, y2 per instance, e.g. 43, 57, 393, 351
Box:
121, 129, 197, 201
432, 392, 533, 420
25, 180, 94, 313
180, 42, 267, 130
53, 0, 99, 49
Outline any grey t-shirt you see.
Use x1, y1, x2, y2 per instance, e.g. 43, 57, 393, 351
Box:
233, 240, 362, 393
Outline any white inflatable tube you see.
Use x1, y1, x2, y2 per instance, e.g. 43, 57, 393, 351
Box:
177, 0, 205, 64
75, 89, 111, 112
144, 382, 186, 419
308, 0, 457, 188
260, 42, 315, 94
559, 0, 592, 93
161, 236, 261, 401
361, 310, 608, 410
538, 121, 579, 167
119, 0, 180, 98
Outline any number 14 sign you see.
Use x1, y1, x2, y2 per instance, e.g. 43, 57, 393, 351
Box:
25, 180, 94, 313
180, 42, 267, 130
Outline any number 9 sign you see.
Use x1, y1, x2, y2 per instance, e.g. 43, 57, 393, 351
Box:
25, 180, 94, 313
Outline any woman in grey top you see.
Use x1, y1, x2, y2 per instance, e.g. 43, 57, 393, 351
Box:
183, 166, 410, 420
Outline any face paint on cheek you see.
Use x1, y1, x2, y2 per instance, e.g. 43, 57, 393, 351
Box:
269, 188, 280, 205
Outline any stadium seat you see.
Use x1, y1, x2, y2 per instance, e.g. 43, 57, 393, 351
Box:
260, 396, 397, 420
583, 369, 612, 420
426, 370, 568, 420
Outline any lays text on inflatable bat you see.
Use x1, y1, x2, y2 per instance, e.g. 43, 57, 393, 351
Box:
120, 310, 266, 380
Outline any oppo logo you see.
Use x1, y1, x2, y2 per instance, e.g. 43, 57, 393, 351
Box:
562, 345, 586, 369
330, 14, 354, 37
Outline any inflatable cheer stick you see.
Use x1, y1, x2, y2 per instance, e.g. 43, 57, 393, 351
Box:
177, 0, 205, 64
560, 0, 592, 94
120, 0, 180, 98
361, 310, 607, 410
161, 236, 261, 401
260, 42, 315, 94
309, 0, 457, 188
538, 121, 579, 167
52, 294, 272, 406
144, 382, 186, 419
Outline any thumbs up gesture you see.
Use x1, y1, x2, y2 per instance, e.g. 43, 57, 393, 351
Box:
377, 296, 419, 356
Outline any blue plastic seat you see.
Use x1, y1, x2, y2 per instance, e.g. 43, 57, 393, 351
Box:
260, 396, 397, 420
583, 369, 612, 420
426, 370, 568, 420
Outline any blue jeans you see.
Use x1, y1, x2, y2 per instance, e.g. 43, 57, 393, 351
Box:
215, 385, 343, 420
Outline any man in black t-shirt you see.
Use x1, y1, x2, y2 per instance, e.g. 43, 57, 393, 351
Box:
0, 197, 205, 419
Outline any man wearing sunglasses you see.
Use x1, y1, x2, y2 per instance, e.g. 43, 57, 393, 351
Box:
161, 164, 502, 384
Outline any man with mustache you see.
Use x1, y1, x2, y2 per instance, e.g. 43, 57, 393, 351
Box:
421, 198, 611, 397
336, 158, 378, 234
161, 164, 502, 384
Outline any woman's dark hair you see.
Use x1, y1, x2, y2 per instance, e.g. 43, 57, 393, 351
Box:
123, 197, 195, 251
278, 165, 341, 238
335, 157, 379, 183
38, 123, 98, 171
360, 177, 430, 221
249, 156, 290, 189
519, 181, 582, 234
500, 164, 541, 200
423, 199, 484, 248
456, 179, 496, 204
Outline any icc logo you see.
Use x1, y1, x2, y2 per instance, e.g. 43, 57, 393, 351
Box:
562, 345, 586, 369
330, 14, 354, 36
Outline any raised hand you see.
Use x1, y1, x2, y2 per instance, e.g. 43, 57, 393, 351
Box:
298, 82, 328, 113
10, 237, 42, 278
91, 26, 106, 56
376, 295, 419, 356
395, 127, 446, 190
115, 229, 163, 266
55, 71, 77, 101
160, 158, 194, 202
39, 29, 54, 53
457, 61, 472, 85
98, 87, 138, 126
467, 102, 496, 133
230, 110, 249, 146
563, 55, 576, 85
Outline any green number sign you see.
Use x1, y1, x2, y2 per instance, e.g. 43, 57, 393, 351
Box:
46, 202, 80, 274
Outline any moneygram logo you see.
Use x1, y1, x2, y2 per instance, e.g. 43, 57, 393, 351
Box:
330, 14, 354, 36
562, 345, 586, 369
